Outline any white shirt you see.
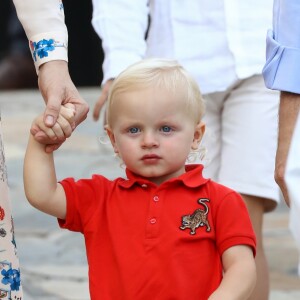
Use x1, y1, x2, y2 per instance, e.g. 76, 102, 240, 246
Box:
13, 0, 68, 73
92, 0, 273, 93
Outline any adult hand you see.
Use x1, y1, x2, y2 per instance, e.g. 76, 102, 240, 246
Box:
31, 60, 89, 153
275, 92, 300, 206
93, 79, 114, 122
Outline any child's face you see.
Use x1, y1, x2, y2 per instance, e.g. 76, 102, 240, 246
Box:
106, 87, 205, 185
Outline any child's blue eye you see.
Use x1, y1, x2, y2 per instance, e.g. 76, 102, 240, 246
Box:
129, 127, 140, 134
161, 126, 172, 132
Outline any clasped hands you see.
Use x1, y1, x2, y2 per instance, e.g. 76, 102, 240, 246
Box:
30, 61, 89, 153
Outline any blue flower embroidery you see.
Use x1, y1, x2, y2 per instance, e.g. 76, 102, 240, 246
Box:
31, 38, 66, 62
32, 39, 56, 61
1, 268, 21, 291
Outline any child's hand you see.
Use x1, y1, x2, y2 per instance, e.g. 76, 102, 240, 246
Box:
31, 104, 75, 147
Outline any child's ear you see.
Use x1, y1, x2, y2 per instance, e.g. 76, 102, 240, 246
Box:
105, 125, 119, 154
191, 121, 205, 150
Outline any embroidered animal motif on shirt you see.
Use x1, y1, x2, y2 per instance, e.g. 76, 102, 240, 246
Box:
180, 198, 211, 235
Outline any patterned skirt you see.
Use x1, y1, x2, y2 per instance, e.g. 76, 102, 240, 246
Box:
0, 118, 23, 299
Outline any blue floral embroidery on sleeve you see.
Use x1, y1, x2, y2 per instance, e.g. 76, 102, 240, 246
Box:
1, 267, 21, 291
30, 39, 66, 62
32, 39, 55, 61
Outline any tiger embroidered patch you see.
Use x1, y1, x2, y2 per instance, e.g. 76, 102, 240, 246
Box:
180, 198, 211, 235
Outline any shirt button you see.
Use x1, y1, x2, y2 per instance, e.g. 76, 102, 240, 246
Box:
150, 218, 157, 224
153, 196, 159, 202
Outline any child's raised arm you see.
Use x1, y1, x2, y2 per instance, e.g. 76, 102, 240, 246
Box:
23, 105, 75, 220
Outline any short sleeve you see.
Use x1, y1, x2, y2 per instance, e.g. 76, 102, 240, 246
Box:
58, 176, 111, 233
214, 192, 256, 257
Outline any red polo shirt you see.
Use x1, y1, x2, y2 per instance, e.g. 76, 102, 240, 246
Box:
59, 164, 256, 300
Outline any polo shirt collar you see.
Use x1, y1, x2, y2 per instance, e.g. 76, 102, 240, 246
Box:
119, 164, 209, 188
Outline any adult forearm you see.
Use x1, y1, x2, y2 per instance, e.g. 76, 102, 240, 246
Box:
275, 92, 300, 205
13, 0, 67, 39
13, 0, 68, 72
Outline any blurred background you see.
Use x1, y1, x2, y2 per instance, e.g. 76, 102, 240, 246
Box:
0, 0, 299, 299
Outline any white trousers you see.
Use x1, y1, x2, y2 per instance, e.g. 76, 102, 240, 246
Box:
201, 75, 280, 211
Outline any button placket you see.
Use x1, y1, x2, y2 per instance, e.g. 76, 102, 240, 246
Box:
145, 192, 161, 239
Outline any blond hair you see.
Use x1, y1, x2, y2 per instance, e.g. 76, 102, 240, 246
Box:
106, 58, 205, 126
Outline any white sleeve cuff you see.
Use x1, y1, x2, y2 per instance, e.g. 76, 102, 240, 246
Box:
29, 31, 68, 74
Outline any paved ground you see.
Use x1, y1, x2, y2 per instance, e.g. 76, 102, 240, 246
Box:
0, 88, 299, 299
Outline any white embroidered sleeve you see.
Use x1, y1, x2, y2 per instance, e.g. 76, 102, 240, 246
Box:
13, 0, 68, 73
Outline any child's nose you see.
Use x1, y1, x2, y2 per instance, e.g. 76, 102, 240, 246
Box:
141, 132, 159, 148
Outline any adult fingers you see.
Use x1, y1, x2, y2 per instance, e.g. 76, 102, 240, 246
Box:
274, 169, 290, 207
66, 89, 89, 127
45, 143, 63, 153
93, 79, 113, 121
93, 92, 108, 121
43, 97, 62, 127
38, 61, 68, 127
31, 119, 57, 141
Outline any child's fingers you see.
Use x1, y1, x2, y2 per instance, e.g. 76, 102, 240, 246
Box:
32, 116, 57, 140
64, 103, 76, 112
51, 122, 66, 140
60, 105, 76, 129
60, 106, 75, 121
31, 104, 75, 147
56, 114, 73, 138
40, 105, 74, 140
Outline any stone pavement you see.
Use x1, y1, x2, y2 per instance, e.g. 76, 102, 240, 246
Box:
0, 88, 299, 299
